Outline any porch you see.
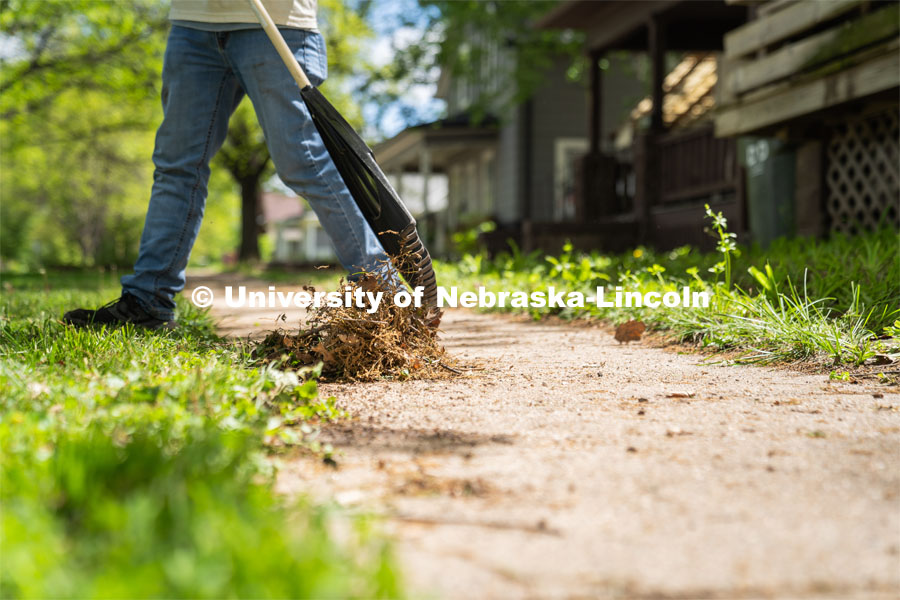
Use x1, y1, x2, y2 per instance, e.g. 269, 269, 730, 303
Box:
538, 0, 749, 251
373, 114, 498, 256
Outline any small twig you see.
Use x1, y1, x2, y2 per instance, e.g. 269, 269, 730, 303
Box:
387, 512, 561, 536
438, 362, 463, 374
296, 324, 329, 337
334, 317, 389, 326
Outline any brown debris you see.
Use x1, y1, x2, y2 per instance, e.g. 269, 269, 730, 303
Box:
254, 269, 451, 382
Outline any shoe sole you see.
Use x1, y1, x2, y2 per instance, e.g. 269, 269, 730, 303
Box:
63, 316, 177, 331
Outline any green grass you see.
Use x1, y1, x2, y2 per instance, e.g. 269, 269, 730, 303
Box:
0, 272, 401, 598
436, 218, 899, 367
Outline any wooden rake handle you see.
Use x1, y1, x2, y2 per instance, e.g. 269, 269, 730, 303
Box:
247, 0, 313, 89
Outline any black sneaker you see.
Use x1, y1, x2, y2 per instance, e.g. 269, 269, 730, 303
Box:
63, 293, 175, 330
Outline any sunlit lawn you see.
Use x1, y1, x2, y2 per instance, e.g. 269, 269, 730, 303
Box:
0, 270, 400, 598
437, 223, 899, 368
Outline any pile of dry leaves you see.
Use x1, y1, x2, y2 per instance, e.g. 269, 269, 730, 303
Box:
255, 271, 452, 382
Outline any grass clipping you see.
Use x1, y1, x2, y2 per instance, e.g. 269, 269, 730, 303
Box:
255, 271, 449, 382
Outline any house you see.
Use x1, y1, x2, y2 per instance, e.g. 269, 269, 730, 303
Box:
540, 0, 898, 250
260, 180, 448, 265
374, 40, 620, 255
260, 191, 331, 265
385, 171, 450, 255
537, 0, 751, 251
715, 0, 899, 239
374, 113, 494, 256
380, 0, 896, 256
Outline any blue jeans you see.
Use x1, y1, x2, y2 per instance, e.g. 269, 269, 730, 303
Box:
121, 25, 389, 320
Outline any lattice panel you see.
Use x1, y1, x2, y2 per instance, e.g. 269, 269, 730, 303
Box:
826, 107, 900, 234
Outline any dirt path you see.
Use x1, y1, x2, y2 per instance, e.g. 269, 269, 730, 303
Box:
192, 274, 900, 599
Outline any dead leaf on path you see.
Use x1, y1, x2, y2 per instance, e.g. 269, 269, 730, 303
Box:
666, 391, 695, 399
614, 320, 646, 344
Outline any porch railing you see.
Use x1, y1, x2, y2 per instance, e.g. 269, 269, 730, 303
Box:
656, 124, 739, 205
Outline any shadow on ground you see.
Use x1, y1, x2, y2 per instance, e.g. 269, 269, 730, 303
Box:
321, 422, 515, 455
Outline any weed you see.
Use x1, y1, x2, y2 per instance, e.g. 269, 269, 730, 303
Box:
436, 222, 899, 367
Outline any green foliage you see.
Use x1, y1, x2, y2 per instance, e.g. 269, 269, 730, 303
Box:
0, 0, 169, 268
0, 272, 401, 597
317, 0, 376, 130
437, 225, 900, 366
372, 0, 582, 128
0, 0, 168, 125
0, 97, 153, 267
428, 0, 581, 112
190, 168, 242, 267
3, 422, 398, 598
450, 220, 496, 256
704, 203, 738, 289
215, 101, 271, 262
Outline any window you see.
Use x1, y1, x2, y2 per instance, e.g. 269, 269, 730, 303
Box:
554, 138, 589, 221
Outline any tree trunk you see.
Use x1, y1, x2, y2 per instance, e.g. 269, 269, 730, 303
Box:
238, 175, 262, 262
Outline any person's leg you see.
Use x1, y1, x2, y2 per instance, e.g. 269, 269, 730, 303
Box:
120, 26, 245, 319
224, 28, 390, 279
